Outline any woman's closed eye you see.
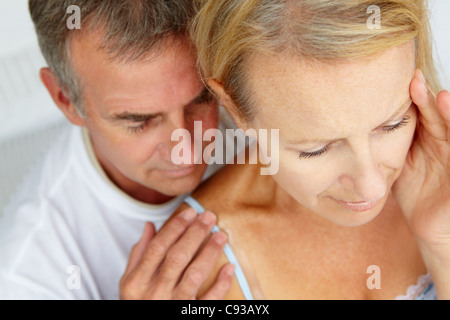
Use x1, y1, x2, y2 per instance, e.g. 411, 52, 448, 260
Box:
381, 115, 411, 133
298, 115, 412, 159
299, 146, 330, 159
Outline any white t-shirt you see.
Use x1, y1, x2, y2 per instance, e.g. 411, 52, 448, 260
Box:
0, 117, 235, 300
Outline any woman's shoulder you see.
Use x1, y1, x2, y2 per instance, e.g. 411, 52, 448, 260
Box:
174, 157, 273, 220
190, 162, 259, 214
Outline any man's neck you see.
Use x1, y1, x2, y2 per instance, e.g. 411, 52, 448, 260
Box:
118, 181, 176, 205
99, 160, 176, 205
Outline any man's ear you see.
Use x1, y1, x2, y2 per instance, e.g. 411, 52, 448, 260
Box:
207, 79, 250, 131
39, 68, 86, 127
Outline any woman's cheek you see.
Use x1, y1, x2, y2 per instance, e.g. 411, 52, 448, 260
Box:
273, 152, 336, 205
376, 114, 417, 171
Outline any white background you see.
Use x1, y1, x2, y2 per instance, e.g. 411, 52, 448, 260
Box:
429, 0, 450, 89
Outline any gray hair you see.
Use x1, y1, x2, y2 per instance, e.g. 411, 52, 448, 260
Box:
29, 0, 196, 116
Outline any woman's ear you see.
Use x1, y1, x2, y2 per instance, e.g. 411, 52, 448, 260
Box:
39, 68, 86, 127
207, 79, 250, 131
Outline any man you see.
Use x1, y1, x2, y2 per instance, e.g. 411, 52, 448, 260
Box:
0, 0, 235, 299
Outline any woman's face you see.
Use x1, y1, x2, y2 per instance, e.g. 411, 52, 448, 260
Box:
246, 41, 417, 226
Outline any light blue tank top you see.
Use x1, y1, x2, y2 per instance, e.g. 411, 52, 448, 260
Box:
184, 196, 437, 300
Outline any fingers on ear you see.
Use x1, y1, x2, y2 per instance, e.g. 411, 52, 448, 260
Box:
410, 70, 430, 105
436, 90, 450, 124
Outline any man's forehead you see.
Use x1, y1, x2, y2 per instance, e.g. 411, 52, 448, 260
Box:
102, 86, 210, 118
71, 33, 193, 71
69, 31, 203, 113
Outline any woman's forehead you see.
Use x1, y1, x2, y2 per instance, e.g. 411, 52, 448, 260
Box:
247, 41, 416, 132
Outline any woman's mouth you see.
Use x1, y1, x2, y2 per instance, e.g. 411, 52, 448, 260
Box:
334, 198, 384, 212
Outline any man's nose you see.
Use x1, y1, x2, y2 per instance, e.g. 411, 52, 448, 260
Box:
168, 110, 188, 133
157, 112, 200, 164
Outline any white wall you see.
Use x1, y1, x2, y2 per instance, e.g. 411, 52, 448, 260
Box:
430, 0, 450, 89
0, 0, 64, 142
0, 0, 67, 214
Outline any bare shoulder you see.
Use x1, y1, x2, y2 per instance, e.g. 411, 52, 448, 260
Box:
170, 163, 250, 218
169, 161, 260, 235
193, 164, 254, 210
189, 160, 276, 219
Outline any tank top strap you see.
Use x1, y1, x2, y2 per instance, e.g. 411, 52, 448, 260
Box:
184, 195, 254, 300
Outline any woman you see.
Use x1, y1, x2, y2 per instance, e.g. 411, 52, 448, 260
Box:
180, 0, 450, 299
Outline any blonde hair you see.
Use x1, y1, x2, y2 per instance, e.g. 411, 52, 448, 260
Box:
191, 0, 440, 121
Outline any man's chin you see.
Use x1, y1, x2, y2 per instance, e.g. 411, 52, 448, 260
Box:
153, 165, 207, 196
156, 180, 203, 198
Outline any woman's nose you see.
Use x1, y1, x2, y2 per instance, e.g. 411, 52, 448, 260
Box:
339, 148, 386, 202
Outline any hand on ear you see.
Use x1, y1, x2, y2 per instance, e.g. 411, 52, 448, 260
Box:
39, 68, 86, 127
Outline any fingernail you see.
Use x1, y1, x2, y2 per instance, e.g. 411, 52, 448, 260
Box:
226, 264, 236, 276
180, 208, 197, 221
213, 231, 227, 245
200, 211, 216, 225
418, 69, 428, 94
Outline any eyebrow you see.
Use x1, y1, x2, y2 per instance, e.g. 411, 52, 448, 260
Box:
109, 87, 211, 122
285, 98, 413, 145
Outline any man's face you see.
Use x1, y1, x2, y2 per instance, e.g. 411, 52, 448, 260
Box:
70, 33, 219, 202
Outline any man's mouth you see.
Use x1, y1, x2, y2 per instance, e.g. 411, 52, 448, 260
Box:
161, 165, 197, 178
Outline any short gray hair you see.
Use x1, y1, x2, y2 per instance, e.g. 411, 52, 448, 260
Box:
29, 0, 196, 116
